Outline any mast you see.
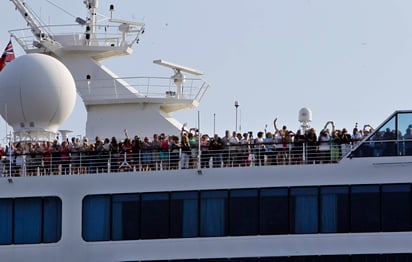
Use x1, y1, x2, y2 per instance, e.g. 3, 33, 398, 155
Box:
85, 0, 98, 45
8, 0, 209, 139
9, 0, 61, 52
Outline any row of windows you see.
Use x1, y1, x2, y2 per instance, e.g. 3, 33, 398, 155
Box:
0, 196, 62, 245
83, 183, 412, 241
138, 254, 412, 262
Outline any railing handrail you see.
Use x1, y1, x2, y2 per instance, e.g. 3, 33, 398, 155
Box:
74, 76, 210, 101
2, 138, 411, 177
9, 23, 143, 49
0, 143, 342, 177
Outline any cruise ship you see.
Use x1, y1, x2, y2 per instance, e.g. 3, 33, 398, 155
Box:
1, 1, 412, 261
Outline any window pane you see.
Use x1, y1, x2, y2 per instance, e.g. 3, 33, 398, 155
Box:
82, 195, 111, 241
230, 189, 258, 236
290, 256, 319, 262
382, 184, 411, 231
320, 186, 349, 233
141, 193, 169, 239
260, 188, 289, 235
400, 112, 412, 156
260, 257, 289, 262
351, 254, 381, 262
319, 255, 350, 262
201, 259, 229, 262
200, 190, 228, 237
43, 197, 62, 243
320, 255, 349, 262
0, 199, 13, 245
351, 185, 380, 232
290, 187, 318, 233
381, 253, 412, 262
170, 191, 198, 238
230, 258, 257, 262
112, 194, 140, 240
368, 116, 397, 157
14, 198, 42, 244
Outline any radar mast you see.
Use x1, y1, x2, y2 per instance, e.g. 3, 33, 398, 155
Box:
8, 0, 209, 138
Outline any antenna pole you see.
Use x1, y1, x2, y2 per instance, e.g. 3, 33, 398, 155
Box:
197, 110, 202, 173
8, 131, 12, 177
213, 113, 216, 135
5, 104, 7, 140
10, 0, 48, 40
85, 0, 99, 43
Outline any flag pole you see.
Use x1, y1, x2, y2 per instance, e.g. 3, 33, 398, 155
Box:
5, 104, 7, 140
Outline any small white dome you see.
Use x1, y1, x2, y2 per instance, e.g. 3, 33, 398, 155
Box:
298, 107, 312, 123
0, 54, 76, 133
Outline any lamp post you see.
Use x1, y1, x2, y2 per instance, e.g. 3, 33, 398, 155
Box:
213, 113, 216, 135
239, 109, 242, 133
234, 100, 239, 133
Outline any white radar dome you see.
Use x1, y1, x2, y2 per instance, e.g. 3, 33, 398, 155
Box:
0, 54, 76, 134
298, 107, 312, 123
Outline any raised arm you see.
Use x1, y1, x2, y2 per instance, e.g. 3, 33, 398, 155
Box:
273, 118, 280, 133
323, 121, 335, 132
363, 124, 374, 133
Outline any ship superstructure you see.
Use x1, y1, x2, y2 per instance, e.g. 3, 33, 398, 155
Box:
8, 0, 209, 139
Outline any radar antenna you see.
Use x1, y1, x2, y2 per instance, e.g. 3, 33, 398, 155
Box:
153, 59, 203, 98
298, 107, 312, 133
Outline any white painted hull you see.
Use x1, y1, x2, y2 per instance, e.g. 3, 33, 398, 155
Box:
0, 156, 411, 261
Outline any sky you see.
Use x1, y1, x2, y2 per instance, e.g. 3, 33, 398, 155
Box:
1, 0, 412, 141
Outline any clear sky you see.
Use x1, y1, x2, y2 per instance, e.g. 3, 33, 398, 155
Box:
1, 0, 412, 141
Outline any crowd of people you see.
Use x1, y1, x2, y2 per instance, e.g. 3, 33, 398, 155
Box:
0, 119, 376, 176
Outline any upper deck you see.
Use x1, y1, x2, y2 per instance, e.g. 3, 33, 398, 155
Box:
1, 110, 412, 177
1, 111, 412, 262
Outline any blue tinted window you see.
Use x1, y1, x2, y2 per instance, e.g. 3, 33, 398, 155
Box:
381, 184, 411, 231
230, 189, 258, 236
83, 195, 111, 241
354, 112, 404, 157
170, 191, 198, 238
230, 258, 258, 262
0, 197, 62, 245
351, 254, 380, 262
320, 255, 349, 262
320, 186, 349, 233
0, 199, 13, 245
351, 185, 380, 232
200, 191, 228, 237
260, 188, 289, 235
14, 198, 42, 244
43, 197, 62, 243
397, 112, 412, 139
112, 194, 140, 240
141, 193, 169, 239
381, 253, 412, 261
290, 187, 318, 233
290, 256, 318, 262
260, 257, 289, 262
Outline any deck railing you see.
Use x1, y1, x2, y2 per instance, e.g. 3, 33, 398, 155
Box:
0, 144, 339, 177
2, 139, 411, 177
75, 76, 210, 102
9, 23, 144, 50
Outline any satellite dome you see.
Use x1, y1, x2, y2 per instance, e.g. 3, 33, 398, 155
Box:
0, 54, 76, 136
298, 107, 312, 123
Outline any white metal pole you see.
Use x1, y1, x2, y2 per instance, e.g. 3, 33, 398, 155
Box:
213, 113, 216, 135
197, 111, 201, 173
